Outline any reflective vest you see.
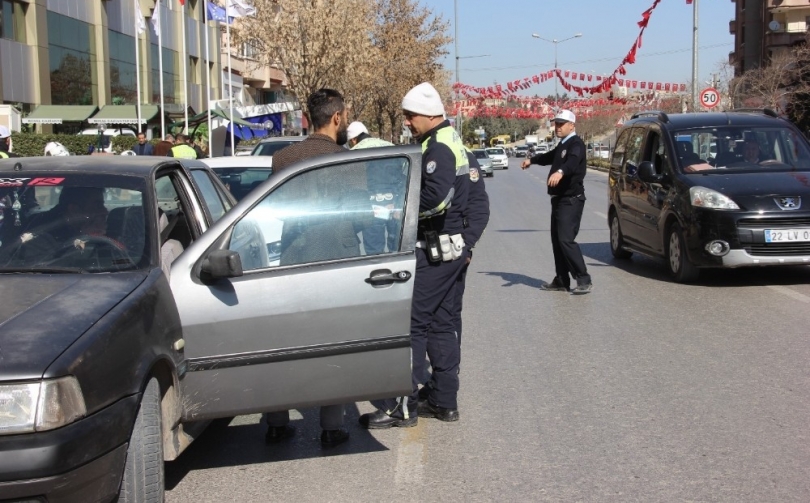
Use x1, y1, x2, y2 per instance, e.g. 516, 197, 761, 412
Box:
170, 144, 197, 159
419, 126, 469, 220
0, 152, 8, 159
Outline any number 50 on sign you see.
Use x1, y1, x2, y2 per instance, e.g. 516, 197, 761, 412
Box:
700, 87, 720, 109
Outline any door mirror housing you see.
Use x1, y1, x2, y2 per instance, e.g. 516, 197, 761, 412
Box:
638, 161, 663, 183
201, 250, 244, 281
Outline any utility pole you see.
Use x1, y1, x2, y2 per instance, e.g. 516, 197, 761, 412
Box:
691, 0, 699, 112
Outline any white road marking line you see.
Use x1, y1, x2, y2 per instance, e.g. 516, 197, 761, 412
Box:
594, 211, 607, 219
394, 425, 426, 485
767, 285, 810, 303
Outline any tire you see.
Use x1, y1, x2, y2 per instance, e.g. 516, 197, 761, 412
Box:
609, 213, 632, 259
119, 378, 164, 503
667, 223, 699, 283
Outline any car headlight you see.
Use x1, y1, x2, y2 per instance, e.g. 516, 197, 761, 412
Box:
0, 377, 86, 435
689, 186, 740, 210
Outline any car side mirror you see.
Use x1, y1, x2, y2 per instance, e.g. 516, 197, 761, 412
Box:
200, 250, 244, 281
638, 161, 662, 183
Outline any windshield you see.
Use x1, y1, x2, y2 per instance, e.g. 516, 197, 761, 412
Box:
672, 126, 810, 173
487, 148, 505, 156
0, 174, 150, 273
251, 141, 298, 156
473, 150, 489, 159
212, 167, 273, 201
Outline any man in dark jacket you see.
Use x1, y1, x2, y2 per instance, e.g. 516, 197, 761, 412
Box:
521, 109, 592, 294
264, 88, 352, 449
133, 133, 154, 156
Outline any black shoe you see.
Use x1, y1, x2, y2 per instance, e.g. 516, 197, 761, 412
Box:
265, 425, 295, 444
539, 278, 569, 291
320, 428, 349, 448
359, 409, 417, 429
417, 401, 459, 422
417, 383, 433, 402
571, 283, 593, 295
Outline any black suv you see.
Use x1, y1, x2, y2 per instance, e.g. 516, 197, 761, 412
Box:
607, 109, 810, 282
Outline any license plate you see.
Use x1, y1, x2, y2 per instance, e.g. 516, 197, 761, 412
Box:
764, 228, 810, 243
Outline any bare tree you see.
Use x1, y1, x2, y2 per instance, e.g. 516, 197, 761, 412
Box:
362, 0, 451, 142
235, 0, 376, 119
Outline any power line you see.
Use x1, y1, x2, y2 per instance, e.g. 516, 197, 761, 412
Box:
461, 43, 731, 73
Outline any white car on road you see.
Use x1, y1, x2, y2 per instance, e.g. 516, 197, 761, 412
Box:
486, 147, 509, 169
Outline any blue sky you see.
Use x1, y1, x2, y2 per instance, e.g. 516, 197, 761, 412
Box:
421, 0, 735, 96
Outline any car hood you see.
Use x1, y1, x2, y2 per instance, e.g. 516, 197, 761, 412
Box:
0, 272, 147, 380
690, 171, 810, 212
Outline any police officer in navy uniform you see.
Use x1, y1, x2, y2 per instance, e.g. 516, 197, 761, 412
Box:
521, 109, 592, 294
360, 82, 470, 428
419, 148, 489, 401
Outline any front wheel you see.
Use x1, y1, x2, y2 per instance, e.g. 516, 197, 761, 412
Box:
609, 214, 632, 259
667, 223, 699, 283
119, 378, 164, 503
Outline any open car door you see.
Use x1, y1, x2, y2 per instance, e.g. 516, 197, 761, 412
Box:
171, 146, 420, 421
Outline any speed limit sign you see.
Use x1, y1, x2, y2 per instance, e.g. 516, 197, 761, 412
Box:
700, 87, 720, 109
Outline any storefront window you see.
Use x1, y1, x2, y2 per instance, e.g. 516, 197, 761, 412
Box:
48, 11, 96, 105
1, 0, 26, 43
109, 30, 137, 105
151, 44, 178, 103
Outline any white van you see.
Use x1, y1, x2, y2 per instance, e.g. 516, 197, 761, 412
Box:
78, 127, 137, 153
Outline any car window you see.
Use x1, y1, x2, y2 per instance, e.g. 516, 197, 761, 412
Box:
251, 141, 297, 156
672, 126, 810, 173
229, 156, 410, 270
611, 129, 631, 172
623, 128, 645, 176
0, 175, 149, 272
644, 128, 672, 175
486, 148, 505, 156
191, 170, 227, 222
212, 167, 273, 201
473, 150, 488, 159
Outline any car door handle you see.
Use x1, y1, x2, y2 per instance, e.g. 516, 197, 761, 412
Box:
365, 270, 412, 285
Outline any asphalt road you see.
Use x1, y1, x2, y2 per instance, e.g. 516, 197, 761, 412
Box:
165, 156, 810, 502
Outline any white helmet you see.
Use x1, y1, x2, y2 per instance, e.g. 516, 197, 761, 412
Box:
119, 150, 137, 156
44, 141, 70, 156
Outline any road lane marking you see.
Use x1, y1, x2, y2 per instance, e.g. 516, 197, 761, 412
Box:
394, 421, 426, 485
594, 211, 607, 219
767, 285, 810, 303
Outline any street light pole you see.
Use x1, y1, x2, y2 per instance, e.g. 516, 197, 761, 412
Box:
453, 0, 488, 139
532, 33, 582, 110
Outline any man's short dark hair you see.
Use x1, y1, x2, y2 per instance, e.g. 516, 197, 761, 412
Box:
307, 89, 345, 131
176, 133, 188, 143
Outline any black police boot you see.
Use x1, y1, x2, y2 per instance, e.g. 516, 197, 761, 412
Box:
320, 428, 350, 448
265, 424, 295, 444
417, 401, 459, 422
359, 409, 417, 429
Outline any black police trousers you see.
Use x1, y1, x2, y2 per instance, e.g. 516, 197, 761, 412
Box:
550, 194, 591, 286
382, 248, 466, 415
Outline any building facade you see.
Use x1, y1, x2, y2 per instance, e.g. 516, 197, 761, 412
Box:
730, 0, 810, 76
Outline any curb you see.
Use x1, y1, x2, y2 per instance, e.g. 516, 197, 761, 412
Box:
587, 165, 610, 173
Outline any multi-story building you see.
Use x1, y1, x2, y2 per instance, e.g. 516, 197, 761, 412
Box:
730, 0, 810, 76
0, 0, 296, 139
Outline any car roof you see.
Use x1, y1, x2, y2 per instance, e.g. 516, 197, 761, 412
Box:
0, 156, 190, 177
255, 135, 306, 144
623, 110, 791, 130
199, 157, 274, 169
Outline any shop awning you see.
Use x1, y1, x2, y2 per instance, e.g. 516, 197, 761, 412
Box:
22, 105, 98, 125
170, 109, 254, 129
88, 105, 160, 125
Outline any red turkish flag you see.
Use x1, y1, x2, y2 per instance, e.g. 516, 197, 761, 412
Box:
680, 83, 687, 92
655, 82, 662, 90
179, 0, 185, 4
564, 70, 570, 78
641, 82, 646, 89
